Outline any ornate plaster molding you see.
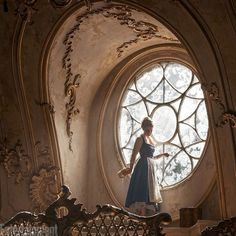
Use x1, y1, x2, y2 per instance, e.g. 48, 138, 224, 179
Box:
225, 0, 236, 36
202, 82, 225, 111
202, 82, 236, 128
14, 0, 38, 23
102, 5, 178, 57
0, 137, 57, 186
35, 141, 50, 158
49, 0, 73, 8
35, 100, 55, 114
220, 112, 236, 128
13, 0, 93, 17
50, 0, 92, 10
34, 141, 53, 167
30, 166, 59, 212
229, 0, 236, 16
0, 139, 31, 183
13, 0, 93, 22
62, 3, 178, 150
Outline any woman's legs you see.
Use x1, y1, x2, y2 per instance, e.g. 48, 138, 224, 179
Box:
140, 206, 146, 216
130, 202, 147, 215
154, 203, 160, 212
130, 202, 160, 216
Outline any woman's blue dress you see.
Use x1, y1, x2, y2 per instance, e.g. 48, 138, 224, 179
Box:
125, 135, 155, 208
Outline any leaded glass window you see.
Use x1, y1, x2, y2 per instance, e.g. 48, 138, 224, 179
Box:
118, 62, 209, 187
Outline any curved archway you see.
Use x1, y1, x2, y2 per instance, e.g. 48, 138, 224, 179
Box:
41, 0, 236, 219
94, 45, 215, 219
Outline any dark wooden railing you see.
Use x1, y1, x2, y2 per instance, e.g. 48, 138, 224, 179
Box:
1, 185, 172, 235
201, 216, 236, 236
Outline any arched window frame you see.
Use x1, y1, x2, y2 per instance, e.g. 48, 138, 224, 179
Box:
116, 49, 210, 188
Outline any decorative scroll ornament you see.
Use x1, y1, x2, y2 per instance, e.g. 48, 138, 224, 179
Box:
221, 113, 236, 128
29, 167, 59, 212
62, 3, 178, 150
14, 0, 38, 23
35, 141, 50, 158
13, 0, 94, 23
49, 0, 73, 8
49, 0, 92, 10
230, 0, 236, 15
34, 141, 52, 167
65, 75, 80, 151
202, 82, 236, 128
4, 185, 172, 236
0, 139, 31, 183
102, 5, 178, 57
35, 99, 55, 114
202, 83, 225, 111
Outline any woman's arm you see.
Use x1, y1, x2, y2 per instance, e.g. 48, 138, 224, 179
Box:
118, 137, 143, 177
129, 136, 143, 170
154, 153, 169, 159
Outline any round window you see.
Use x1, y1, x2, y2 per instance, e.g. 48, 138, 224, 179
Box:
118, 61, 209, 187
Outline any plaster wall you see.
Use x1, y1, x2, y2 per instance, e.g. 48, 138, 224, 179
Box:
0, 0, 235, 223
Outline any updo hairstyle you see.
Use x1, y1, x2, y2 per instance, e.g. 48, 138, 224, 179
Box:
141, 117, 153, 130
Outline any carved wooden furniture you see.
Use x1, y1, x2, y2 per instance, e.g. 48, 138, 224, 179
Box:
1, 185, 172, 235
201, 216, 236, 235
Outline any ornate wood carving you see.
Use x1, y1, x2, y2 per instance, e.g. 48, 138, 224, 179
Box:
62, 3, 178, 150
3, 185, 172, 236
201, 216, 236, 235
29, 167, 59, 212
0, 139, 31, 183
202, 82, 236, 128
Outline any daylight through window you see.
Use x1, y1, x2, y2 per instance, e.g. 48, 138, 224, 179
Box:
118, 61, 209, 187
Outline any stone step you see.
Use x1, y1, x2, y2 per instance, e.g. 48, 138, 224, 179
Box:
162, 220, 218, 236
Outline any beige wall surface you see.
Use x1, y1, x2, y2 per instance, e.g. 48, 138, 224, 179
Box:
0, 0, 235, 222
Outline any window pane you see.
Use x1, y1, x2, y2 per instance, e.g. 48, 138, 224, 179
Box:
164, 80, 182, 102
186, 83, 204, 99
136, 65, 163, 96
123, 90, 142, 106
126, 101, 147, 123
179, 123, 201, 147
179, 97, 202, 122
196, 101, 209, 140
185, 142, 205, 158
164, 151, 192, 186
119, 108, 132, 147
146, 80, 164, 103
152, 106, 177, 143
165, 63, 192, 93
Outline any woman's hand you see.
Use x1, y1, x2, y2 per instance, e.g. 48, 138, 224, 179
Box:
154, 153, 170, 159
117, 167, 132, 178
163, 153, 170, 157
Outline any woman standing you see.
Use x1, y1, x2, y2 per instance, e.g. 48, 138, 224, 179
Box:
118, 117, 169, 215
